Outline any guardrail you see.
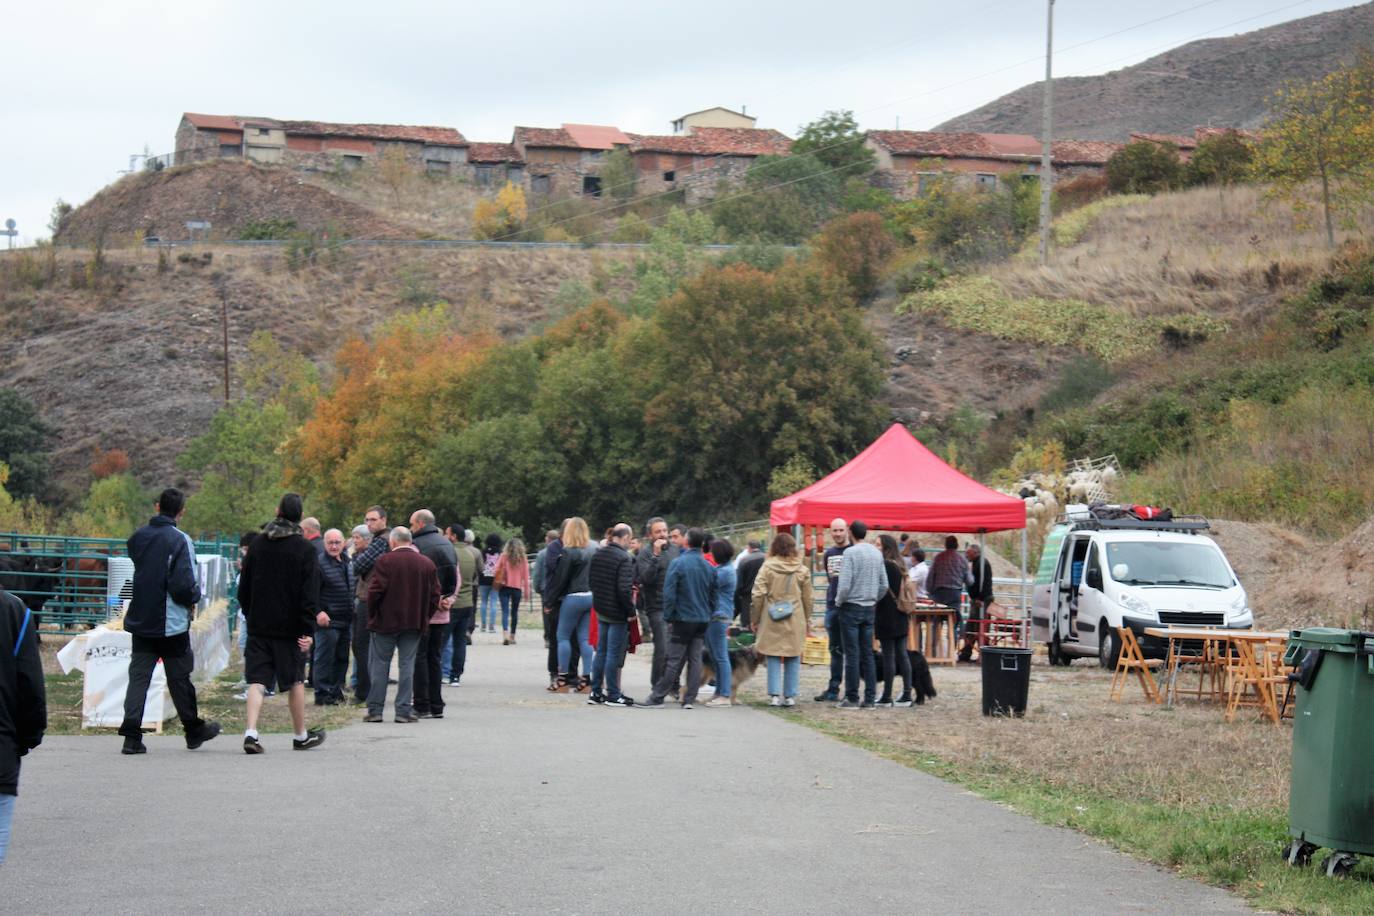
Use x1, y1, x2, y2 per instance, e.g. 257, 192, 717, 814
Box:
125, 238, 780, 252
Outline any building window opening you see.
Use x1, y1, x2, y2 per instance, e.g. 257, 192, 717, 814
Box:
582, 176, 602, 198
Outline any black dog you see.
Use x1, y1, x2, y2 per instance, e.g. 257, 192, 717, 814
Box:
908, 650, 937, 704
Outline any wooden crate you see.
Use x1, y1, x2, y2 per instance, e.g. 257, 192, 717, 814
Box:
802, 635, 829, 666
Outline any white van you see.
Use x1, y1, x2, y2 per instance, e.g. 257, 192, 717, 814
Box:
1031, 509, 1252, 667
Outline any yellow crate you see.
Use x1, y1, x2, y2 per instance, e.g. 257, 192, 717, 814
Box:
802, 635, 829, 666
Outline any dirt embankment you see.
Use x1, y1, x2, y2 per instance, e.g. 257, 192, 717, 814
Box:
57, 160, 408, 245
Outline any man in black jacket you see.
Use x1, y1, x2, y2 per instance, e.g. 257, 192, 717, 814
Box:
960, 544, 996, 663
312, 529, 354, 706
588, 524, 637, 707
0, 586, 46, 863
734, 540, 766, 628
350, 506, 390, 705
239, 494, 326, 753
119, 487, 220, 755
410, 509, 457, 718
635, 518, 683, 691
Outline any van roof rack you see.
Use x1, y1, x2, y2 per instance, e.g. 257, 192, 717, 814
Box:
1060, 511, 1211, 534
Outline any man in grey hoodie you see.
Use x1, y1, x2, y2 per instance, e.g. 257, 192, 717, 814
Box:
833, 520, 884, 709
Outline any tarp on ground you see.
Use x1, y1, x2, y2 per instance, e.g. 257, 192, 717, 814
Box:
769, 424, 1026, 533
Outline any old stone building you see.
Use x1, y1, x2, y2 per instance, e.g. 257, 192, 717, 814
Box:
1128, 127, 1258, 163
174, 113, 468, 174
629, 128, 792, 204
865, 130, 1120, 198
510, 124, 633, 197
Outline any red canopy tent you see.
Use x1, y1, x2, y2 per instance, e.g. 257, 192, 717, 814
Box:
769, 424, 1026, 533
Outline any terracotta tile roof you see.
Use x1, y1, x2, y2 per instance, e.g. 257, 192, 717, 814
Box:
184, 113, 465, 145
1130, 132, 1198, 150
629, 128, 792, 157
866, 131, 1039, 160
562, 123, 632, 149
1050, 139, 1122, 165
278, 120, 465, 146
183, 112, 251, 131
981, 133, 1043, 157
467, 142, 523, 164
513, 126, 580, 149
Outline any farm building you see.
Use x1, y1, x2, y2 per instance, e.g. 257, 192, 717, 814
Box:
628, 128, 793, 204
864, 130, 1120, 198
511, 124, 634, 197
1128, 127, 1259, 163
174, 113, 469, 174
671, 106, 757, 134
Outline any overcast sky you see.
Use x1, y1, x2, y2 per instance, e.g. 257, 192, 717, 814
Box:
1, 0, 1361, 245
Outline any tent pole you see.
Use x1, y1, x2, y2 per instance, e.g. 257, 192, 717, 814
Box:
1020, 526, 1029, 622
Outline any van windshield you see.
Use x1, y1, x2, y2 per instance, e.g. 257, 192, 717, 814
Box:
1103, 541, 1234, 589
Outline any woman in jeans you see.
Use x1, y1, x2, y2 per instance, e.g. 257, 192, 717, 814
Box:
494, 538, 529, 646
749, 532, 813, 707
703, 538, 736, 708
478, 534, 503, 633
875, 535, 914, 707
548, 517, 597, 692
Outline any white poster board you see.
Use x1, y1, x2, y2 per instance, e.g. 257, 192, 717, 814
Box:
56, 627, 168, 729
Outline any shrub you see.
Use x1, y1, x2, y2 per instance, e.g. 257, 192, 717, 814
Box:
90, 448, 130, 480
768, 454, 818, 499
0, 388, 52, 498
1052, 175, 1109, 212
610, 212, 652, 243
1286, 243, 1374, 349
812, 211, 896, 299
472, 182, 528, 240
1105, 141, 1184, 194
238, 218, 299, 240
599, 149, 638, 202
1185, 132, 1255, 187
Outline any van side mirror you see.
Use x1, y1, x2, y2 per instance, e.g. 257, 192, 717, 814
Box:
1086, 568, 1103, 591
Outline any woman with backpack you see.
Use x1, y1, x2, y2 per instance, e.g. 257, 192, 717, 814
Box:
749, 532, 813, 707
478, 534, 503, 634
875, 534, 914, 707
547, 517, 597, 692
493, 538, 529, 646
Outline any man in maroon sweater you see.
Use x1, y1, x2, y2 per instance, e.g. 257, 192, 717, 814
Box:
365, 526, 440, 723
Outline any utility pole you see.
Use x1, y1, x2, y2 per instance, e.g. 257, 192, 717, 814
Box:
1038, 0, 1056, 267
213, 277, 230, 403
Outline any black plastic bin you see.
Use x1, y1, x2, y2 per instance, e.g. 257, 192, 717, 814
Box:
981, 647, 1032, 717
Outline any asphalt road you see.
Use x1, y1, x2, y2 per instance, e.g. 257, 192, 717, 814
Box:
6, 637, 1250, 914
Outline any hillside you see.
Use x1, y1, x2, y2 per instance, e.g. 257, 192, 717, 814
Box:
57, 160, 412, 245
937, 2, 1374, 140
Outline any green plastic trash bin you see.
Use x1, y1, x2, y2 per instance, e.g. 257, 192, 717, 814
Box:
1282, 628, 1374, 877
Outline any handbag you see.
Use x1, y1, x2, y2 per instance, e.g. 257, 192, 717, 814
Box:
894, 575, 919, 614
766, 570, 799, 622
493, 559, 507, 589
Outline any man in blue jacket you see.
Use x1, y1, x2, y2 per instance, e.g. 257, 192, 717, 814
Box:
119, 487, 220, 755
643, 528, 714, 709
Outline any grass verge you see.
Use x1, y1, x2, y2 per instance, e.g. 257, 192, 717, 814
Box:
760, 702, 1374, 915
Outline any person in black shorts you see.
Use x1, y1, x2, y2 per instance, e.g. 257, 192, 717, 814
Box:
237, 494, 327, 753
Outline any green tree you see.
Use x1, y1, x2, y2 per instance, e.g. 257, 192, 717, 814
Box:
68, 473, 148, 538
178, 400, 293, 534
637, 262, 886, 514
599, 148, 639, 202
0, 388, 52, 499
238, 331, 321, 421
1105, 141, 1184, 194
48, 199, 74, 240
768, 454, 818, 499
712, 155, 842, 243
1253, 54, 1374, 248
625, 207, 718, 315
1186, 132, 1254, 187
791, 110, 875, 179
432, 415, 571, 539
812, 211, 896, 299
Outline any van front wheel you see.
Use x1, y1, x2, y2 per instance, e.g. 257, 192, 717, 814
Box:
1099, 624, 1121, 669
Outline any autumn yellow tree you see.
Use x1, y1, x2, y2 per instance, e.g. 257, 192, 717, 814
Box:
472, 181, 528, 240
1254, 54, 1374, 247
378, 145, 412, 204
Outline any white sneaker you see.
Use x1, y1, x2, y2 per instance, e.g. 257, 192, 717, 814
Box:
704, 696, 732, 708
783, 697, 796, 707
769, 695, 783, 707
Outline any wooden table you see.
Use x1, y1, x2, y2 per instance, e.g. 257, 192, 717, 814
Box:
1144, 627, 1291, 722
907, 605, 959, 666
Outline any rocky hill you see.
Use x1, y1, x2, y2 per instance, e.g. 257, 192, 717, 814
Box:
937, 2, 1374, 140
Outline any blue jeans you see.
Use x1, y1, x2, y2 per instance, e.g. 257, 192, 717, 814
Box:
590, 620, 629, 699
825, 605, 843, 694
556, 594, 594, 675
839, 602, 877, 703
479, 585, 498, 630
0, 793, 13, 865
442, 607, 473, 681
499, 587, 522, 632
705, 618, 732, 697
766, 655, 801, 698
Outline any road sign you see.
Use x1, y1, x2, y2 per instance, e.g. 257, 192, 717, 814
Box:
185, 220, 211, 231
4, 218, 15, 230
